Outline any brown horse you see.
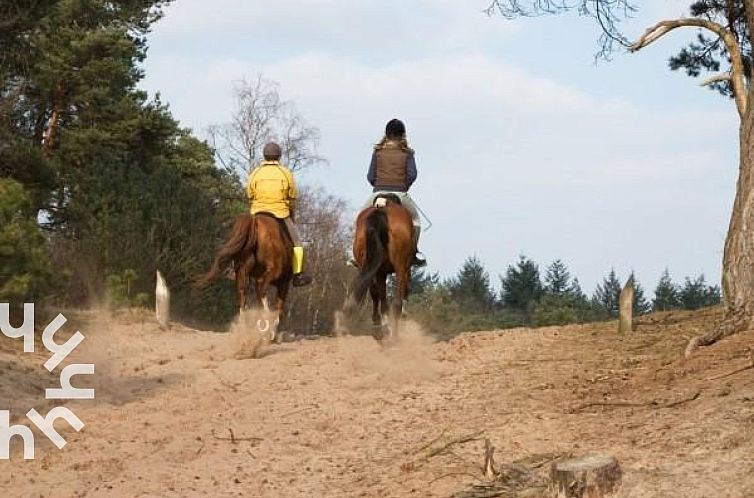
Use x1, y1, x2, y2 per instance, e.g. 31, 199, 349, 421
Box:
196, 213, 293, 340
344, 195, 416, 340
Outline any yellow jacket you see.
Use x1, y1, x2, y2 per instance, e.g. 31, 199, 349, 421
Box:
247, 160, 297, 219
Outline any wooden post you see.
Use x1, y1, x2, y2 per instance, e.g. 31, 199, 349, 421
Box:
483, 438, 498, 480
156, 270, 170, 329
618, 275, 634, 334
551, 455, 622, 498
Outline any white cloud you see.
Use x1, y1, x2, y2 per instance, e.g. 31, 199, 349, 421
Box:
141, 2, 739, 293
151, 0, 518, 60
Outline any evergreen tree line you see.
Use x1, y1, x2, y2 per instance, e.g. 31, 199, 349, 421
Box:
409, 256, 722, 339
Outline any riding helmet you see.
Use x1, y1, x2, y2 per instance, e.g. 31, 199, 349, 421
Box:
263, 142, 282, 160
385, 119, 406, 139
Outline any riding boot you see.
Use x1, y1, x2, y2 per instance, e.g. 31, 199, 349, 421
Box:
292, 246, 313, 287
293, 273, 313, 287
411, 225, 427, 267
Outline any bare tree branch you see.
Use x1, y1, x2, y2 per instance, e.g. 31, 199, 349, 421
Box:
630, 18, 748, 117
700, 72, 733, 86
209, 74, 325, 177
486, 0, 637, 58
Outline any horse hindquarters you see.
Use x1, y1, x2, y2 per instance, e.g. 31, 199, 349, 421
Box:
349, 209, 388, 308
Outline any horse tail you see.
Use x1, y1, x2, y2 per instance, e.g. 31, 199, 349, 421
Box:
349, 209, 388, 307
194, 214, 256, 288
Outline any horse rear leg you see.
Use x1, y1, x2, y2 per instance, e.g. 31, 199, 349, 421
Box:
235, 260, 252, 312
271, 281, 290, 344
395, 264, 410, 318
389, 263, 411, 341
255, 274, 277, 342
369, 280, 382, 327
370, 274, 391, 342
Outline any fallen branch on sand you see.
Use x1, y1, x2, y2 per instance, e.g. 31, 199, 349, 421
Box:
421, 431, 485, 461
211, 428, 263, 444
570, 391, 701, 413
708, 350, 754, 381
411, 429, 448, 455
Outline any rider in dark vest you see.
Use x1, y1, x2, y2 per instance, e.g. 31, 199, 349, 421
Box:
364, 119, 426, 266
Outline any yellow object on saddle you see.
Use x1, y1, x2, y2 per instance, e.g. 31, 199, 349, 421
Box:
292, 247, 304, 275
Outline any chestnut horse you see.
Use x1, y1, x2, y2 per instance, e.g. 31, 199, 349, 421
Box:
344, 195, 415, 341
196, 213, 293, 341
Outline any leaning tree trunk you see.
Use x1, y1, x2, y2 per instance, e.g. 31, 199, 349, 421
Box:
723, 109, 754, 316
688, 91, 754, 354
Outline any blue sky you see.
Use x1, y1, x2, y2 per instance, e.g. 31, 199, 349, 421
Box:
140, 0, 738, 294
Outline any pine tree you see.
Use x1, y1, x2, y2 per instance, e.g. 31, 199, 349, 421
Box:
568, 277, 586, 300
706, 285, 723, 306
653, 268, 680, 312
593, 269, 622, 318
568, 277, 602, 322
632, 275, 652, 316
448, 256, 495, 311
501, 255, 543, 317
410, 267, 440, 296
544, 260, 571, 295
0, 179, 51, 302
679, 275, 722, 310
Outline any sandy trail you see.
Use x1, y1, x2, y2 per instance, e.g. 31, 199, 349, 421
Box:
2, 308, 754, 497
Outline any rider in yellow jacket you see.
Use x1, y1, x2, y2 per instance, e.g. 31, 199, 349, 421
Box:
247, 142, 313, 287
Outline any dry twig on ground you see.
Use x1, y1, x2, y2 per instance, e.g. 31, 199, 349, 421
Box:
570, 390, 701, 413
421, 431, 485, 461
211, 428, 263, 444
708, 349, 754, 381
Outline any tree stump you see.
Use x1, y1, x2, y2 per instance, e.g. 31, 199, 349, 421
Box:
156, 270, 170, 329
550, 455, 622, 498
618, 276, 634, 334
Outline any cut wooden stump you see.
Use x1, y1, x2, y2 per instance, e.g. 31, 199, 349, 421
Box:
550, 455, 621, 498
156, 270, 170, 329
618, 276, 634, 334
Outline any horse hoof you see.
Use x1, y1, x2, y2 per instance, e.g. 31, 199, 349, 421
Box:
371, 325, 384, 341
334, 311, 348, 336
372, 324, 393, 343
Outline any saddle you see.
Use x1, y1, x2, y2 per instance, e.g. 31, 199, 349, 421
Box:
373, 193, 402, 208
254, 212, 293, 245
